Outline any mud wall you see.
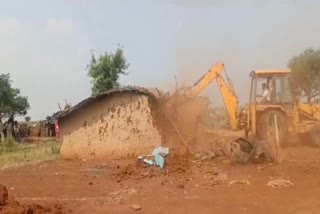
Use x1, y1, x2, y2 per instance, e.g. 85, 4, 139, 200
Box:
59, 92, 161, 159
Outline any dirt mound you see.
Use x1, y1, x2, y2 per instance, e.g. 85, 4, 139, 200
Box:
0, 184, 66, 214
0, 184, 9, 206
111, 155, 192, 183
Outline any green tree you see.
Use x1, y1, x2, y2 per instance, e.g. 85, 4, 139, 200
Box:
0, 73, 30, 117
288, 48, 320, 101
25, 116, 31, 122
87, 47, 129, 95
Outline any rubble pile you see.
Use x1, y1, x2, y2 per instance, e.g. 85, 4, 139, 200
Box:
152, 87, 278, 166
155, 92, 218, 155
122, 91, 218, 172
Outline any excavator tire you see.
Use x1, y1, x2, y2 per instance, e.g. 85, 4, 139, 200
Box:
257, 110, 288, 146
229, 137, 256, 164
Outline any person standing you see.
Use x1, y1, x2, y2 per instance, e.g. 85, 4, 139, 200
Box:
55, 120, 60, 140
14, 121, 21, 143
6, 115, 14, 139
0, 117, 3, 143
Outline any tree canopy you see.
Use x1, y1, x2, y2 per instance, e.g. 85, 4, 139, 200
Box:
87, 47, 129, 95
288, 48, 320, 101
0, 74, 30, 118
25, 116, 31, 122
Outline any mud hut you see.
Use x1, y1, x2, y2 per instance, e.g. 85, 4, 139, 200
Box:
57, 87, 162, 159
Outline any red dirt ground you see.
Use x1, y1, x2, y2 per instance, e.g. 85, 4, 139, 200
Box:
0, 142, 320, 213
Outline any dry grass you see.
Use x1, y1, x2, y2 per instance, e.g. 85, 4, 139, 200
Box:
0, 139, 60, 169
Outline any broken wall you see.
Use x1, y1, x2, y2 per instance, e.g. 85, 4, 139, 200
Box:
156, 94, 216, 155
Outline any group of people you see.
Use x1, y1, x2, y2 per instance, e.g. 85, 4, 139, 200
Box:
0, 115, 21, 143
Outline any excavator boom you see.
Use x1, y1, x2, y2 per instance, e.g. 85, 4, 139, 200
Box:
190, 63, 240, 130
191, 63, 225, 97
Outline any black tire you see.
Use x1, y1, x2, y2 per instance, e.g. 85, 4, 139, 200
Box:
257, 111, 288, 146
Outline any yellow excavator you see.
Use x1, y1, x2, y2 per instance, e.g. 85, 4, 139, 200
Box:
188, 62, 320, 146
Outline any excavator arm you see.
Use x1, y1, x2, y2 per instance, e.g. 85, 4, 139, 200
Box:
189, 63, 240, 130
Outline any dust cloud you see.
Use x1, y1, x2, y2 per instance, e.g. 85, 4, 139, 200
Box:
162, 1, 320, 107
150, 1, 320, 155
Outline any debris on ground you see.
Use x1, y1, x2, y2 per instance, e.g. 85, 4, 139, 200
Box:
177, 184, 185, 189
267, 178, 294, 188
0, 184, 66, 213
155, 154, 165, 169
153, 146, 169, 169
196, 172, 228, 189
228, 138, 276, 164
0, 184, 8, 206
193, 151, 216, 162
143, 159, 154, 166
152, 147, 170, 156
137, 146, 169, 169
230, 179, 250, 185
215, 173, 228, 183
207, 173, 228, 186
137, 155, 154, 166
130, 204, 142, 211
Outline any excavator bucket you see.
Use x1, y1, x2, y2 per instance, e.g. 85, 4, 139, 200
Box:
229, 112, 282, 164
229, 137, 255, 164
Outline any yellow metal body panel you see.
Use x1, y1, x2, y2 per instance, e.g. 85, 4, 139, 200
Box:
252, 69, 291, 75
190, 63, 239, 131
216, 75, 239, 130
251, 103, 320, 135
298, 103, 320, 121
191, 63, 225, 97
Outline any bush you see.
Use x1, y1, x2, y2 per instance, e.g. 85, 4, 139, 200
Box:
50, 142, 60, 155
0, 137, 19, 154
0, 141, 61, 168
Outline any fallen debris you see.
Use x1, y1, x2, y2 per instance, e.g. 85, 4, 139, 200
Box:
155, 154, 165, 169
153, 146, 169, 169
137, 146, 169, 169
177, 184, 185, 189
0, 184, 8, 206
152, 147, 169, 156
143, 159, 154, 166
267, 178, 294, 188
197, 172, 228, 189
230, 179, 250, 185
130, 204, 142, 211
207, 173, 228, 187
215, 173, 228, 184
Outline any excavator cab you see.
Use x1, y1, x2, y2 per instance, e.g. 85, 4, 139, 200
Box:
247, 70, 294, 142
250, 70, 294, 105
247, 69, 320, 146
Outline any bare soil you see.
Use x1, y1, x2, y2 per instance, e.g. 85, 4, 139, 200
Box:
0, 137, 319, 214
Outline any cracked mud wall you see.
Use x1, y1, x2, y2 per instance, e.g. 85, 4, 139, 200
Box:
59, 92, 161, 159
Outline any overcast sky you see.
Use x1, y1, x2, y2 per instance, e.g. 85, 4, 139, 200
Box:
0, 0, 319, 120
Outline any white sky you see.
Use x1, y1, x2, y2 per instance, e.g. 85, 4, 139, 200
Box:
0, 0, 320, 120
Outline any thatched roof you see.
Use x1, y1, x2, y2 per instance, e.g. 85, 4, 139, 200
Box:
55, 86, 163, 122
